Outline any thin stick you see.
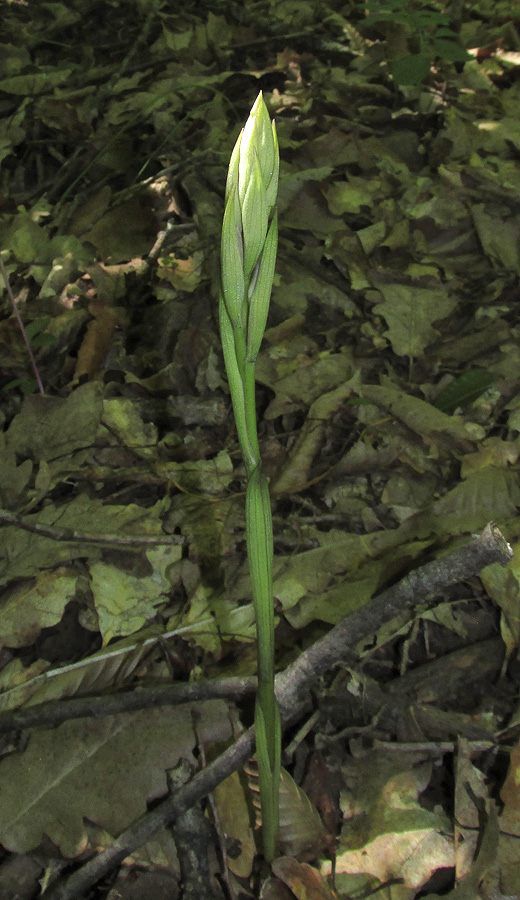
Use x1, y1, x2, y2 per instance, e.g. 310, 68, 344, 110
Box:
0, 509, 184, 546
0, 254, 45, 394
0, 677, 256, 734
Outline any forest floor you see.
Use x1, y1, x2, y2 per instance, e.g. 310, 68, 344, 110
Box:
0, 1, 520, 898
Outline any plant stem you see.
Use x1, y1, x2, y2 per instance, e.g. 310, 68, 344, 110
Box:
219, 92, 280, 860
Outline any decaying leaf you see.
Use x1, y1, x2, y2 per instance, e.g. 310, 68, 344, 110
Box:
0, 701, 232, 857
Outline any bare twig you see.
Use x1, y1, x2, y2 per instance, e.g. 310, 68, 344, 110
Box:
0, 678, 256, 734
0, 508, 184, 547
0, 254, 45, 394
40, 523, 512, 899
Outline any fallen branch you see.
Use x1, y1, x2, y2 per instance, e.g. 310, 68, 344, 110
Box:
276, 522, 512, 716
40, 522, 512, 899
0, 677, 256, 734
0, 508, 184, 546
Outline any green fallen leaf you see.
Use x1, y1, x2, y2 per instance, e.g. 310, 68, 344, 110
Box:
434, 369, 495, 413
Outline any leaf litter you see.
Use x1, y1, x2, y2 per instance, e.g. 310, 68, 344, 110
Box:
0, 0, 520, 896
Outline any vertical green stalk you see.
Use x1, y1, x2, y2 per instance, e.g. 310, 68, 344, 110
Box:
219, 93, 280, 861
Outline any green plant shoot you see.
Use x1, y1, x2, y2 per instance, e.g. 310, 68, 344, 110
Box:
219, 92, 280, 862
